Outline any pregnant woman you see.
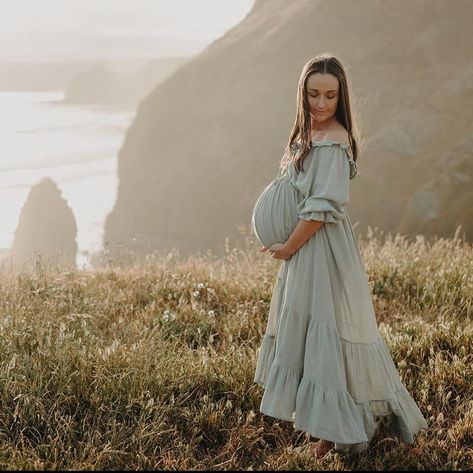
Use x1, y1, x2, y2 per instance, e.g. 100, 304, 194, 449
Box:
251, 54, 427, 459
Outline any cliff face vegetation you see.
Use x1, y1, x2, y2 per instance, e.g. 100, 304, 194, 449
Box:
10, 177, 77, 269
103, 0, 473, 260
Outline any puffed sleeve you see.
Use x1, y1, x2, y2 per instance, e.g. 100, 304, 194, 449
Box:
295, 145, 352, 224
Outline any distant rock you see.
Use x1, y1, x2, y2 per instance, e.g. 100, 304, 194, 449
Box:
10, 178, 78, 270
0, 60, 100, 91
63, 57, 190, 110
103, 0, 473, 260
0, 58, 189, 94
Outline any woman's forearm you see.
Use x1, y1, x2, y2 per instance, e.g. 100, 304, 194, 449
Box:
285, 219, 323, 255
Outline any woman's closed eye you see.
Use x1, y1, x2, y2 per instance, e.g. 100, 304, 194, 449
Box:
309, 94, 336, 99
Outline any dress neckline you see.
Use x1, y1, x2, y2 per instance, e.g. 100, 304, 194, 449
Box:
311, 139, 351, 149
280, 138, 357, 180
310, 139, 354, 163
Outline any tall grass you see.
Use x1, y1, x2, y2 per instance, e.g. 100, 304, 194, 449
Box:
0, 225, 471, 470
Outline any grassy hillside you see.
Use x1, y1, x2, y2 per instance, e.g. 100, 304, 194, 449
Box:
0, 226, 471, 470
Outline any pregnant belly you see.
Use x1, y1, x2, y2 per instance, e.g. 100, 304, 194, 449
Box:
251, 176, 302, 248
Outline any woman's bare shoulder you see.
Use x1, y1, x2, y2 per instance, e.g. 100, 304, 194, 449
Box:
312, 124, 350, 145
329, 126, 350, 145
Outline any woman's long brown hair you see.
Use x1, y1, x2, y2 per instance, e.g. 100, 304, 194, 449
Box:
280, 53, 360, 174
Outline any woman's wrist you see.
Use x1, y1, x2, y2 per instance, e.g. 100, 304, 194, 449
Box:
283, 242, 297, 256
285, 219, 323, 256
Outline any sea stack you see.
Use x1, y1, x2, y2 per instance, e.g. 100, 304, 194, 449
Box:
10, 177, 78, 270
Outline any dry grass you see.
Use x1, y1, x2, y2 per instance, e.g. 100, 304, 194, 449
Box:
0, 225, 471, 470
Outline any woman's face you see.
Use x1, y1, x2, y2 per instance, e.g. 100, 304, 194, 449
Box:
306, 72, 340, 123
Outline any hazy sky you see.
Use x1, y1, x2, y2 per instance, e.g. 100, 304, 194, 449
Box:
0, 0, 255, 62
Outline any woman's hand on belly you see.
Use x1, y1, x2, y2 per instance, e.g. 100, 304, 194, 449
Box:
262, 243, 293, 260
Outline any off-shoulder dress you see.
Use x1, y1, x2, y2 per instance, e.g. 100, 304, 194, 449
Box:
251, 139, 427, 451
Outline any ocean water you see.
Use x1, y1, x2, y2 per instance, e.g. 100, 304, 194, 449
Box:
0, 91, 135, 269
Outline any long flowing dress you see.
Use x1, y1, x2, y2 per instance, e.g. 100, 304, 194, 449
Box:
251, 139, 428, 451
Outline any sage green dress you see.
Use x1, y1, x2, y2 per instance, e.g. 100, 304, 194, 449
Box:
251, 139, 428, 451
